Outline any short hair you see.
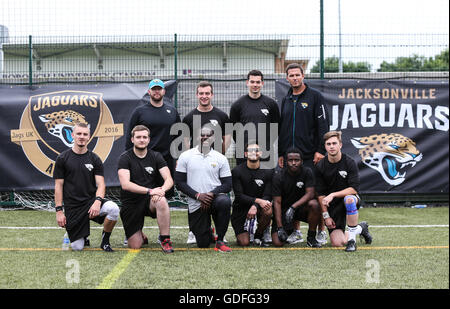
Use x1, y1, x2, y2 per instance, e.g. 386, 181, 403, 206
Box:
285, 147, 303, 160
131, 125, 150, 137
323, 131, 342, 143
74, 122, 90, 131
285, 63, 304, 75
196, 81, 213, 94
247, 70, 264, 81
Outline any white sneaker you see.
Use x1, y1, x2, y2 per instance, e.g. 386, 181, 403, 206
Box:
123, 236, 128, 246
186, 231, 197, 244
262, 226, 272, 243
286, 230, 304, 244
316, 230, 328, 245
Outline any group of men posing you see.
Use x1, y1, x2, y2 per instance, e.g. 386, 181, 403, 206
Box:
54, 63, 372, 254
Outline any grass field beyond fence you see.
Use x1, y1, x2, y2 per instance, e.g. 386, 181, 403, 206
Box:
0, 207, 448, 290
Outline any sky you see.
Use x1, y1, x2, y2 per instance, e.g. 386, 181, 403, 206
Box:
2, 0, 448, 36
1, 0, 449, 71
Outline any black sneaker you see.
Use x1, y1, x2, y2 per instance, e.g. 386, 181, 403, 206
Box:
101, 243, 114, 252
84, 237, 90, 247
254, 238, 270, 247
345, 239, 356, 252
359, 221, 373, 244
307, 237, 322, 248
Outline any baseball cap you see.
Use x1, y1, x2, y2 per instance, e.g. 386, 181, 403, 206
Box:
148, 79, 165, 89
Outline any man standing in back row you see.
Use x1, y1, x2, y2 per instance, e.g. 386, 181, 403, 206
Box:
230, 70, 280, 167
182, 81, 231, 154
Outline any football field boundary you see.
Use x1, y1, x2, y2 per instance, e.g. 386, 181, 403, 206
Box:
0, 224, 448, 230
0, 245, 448, 252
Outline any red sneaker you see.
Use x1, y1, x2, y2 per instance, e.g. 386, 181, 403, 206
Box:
161, 238, 174, 254
215, 240, 231, 252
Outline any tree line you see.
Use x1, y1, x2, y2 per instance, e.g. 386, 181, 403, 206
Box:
310, 48, 449, 73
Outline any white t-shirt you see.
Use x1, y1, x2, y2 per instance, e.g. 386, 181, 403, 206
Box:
176, 147, 231, 213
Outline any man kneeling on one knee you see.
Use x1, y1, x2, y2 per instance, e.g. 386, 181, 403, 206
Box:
118, 125, 174, 253
315, 131, 373, 252
272, 148, 322, 248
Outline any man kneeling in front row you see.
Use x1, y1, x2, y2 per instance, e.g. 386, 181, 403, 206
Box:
272, 147, 322, 248
118, 125, 174, 253
54, 122, 119, 252
315, 131, 373, 252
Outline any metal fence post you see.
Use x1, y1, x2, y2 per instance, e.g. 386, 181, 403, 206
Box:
174, 33, 178, 108
320, 0, 324, 79
28, 35, 33, 87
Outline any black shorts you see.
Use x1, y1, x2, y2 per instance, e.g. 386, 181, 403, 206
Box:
120, 196, 156, 239
64, 198, 107, 242
231, 207, 249, 236
271, 205, 310, 235
328, 195, 361, 233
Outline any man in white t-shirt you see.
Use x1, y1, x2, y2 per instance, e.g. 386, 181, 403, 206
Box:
175, 126, 233, 252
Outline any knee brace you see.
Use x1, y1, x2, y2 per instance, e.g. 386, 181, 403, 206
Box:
101, 201, 120, 221
70, 238, 85, 251
344, 195, 358, 215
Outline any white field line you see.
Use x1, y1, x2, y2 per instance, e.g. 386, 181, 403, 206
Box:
0, 224, 448, 230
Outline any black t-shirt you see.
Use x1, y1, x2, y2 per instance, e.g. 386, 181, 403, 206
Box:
53, 149, 104, 208
117, 149, 167, 204
231, 163, 273, 211
229, 94, 280, 154
125, 97, 181, 158
182, 106, 230, 147
272, 167, 314, 210
315, 153, 360, 207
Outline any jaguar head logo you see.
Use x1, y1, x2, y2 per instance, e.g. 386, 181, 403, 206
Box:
351, 133, 423, 186
39, 110, 87, 147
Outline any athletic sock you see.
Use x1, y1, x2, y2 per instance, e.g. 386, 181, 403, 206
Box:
307, 230, 316, 239
347, 225, 362, 242
101, 230, 111, 245
159, 235, 170, 242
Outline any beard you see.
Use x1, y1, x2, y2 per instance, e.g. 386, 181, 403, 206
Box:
150, 94, 163, 102
134, 144, 148, 151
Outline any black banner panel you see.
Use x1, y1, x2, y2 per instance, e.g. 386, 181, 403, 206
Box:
276, 79, 449, 194
0, 82, 177, 191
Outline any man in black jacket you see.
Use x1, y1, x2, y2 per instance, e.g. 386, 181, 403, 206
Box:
278, 63, 329, 170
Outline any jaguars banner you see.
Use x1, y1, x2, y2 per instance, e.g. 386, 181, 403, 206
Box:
276, 79, 449, 194
0, 81, 177, 191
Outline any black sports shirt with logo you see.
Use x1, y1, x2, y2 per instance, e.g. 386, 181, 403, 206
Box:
117, 149, 167, 204
272, 167, 314, 210
231, 162, 273, 212
53, 149, 104, 208
182, 106, 230, 147
125, 97, 181, 157
314, 153, 360, 207
229, 94, 280, 153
